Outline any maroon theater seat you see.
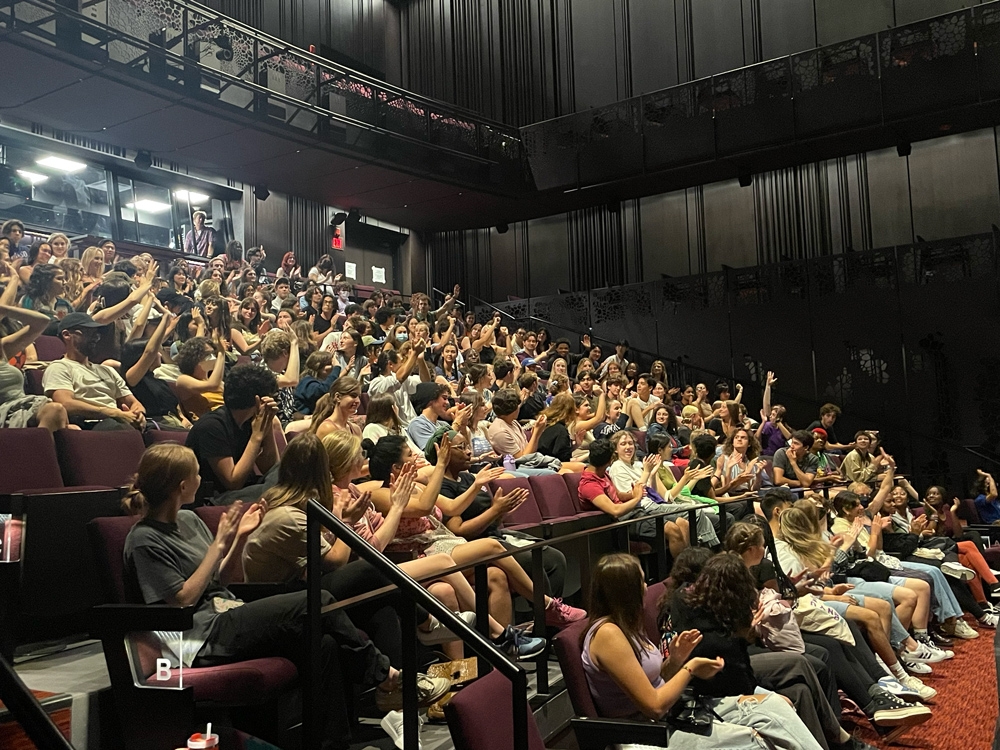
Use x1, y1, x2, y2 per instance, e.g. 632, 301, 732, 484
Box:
143, 429, 187, 446
490, 477, 543, 530
33, 335, 65, 361
445, 669, 547, 750
55, 428, 146, 487
87, 515, 299, 749
631, 429, 647, 454
527, 473, 579, 521
22, 368, 45, 396
553, 619, 599, 717
0, 428, 64, 494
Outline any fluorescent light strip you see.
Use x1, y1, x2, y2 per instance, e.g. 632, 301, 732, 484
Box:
175, 190, 210, 203
16, 170, 48, 185
126, 199, 172, 213
36, 156, 87, 173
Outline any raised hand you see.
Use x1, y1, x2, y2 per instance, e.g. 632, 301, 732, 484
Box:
436, 432, 453, 467
668, 629, 702, 663
251, 396, 278, 437
474, 465, 507, 487
389, 463, 416, 511
766, 371, 777, 387
238, 500, 266, 536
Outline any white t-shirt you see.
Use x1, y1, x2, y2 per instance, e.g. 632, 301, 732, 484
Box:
42, 357, 131, 409
367, 373, 421, 426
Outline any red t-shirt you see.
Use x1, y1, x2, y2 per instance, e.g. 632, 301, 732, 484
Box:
578, 469, 621, 511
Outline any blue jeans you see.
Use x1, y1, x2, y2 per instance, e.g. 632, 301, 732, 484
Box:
899, 561, 963, 619
846, 579, 910, 648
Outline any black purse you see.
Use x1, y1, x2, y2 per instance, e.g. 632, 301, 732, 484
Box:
664, 689, 720, 736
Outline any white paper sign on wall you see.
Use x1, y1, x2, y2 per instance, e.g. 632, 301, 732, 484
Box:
344, 262, 356, 280
372, 266, 386, 283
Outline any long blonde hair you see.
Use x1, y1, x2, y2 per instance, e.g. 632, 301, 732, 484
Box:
262, 433, 335, 512
778, 506, 833, 569
541, 391, 577, 426
322, 431, 364, 484
80, 246, 104, 279
56, 257, 84, 301
309, 376, 361, 433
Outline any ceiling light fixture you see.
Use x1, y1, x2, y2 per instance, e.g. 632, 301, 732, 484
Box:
16, 170, 48, 185
126, 199, 172, 213
36, 156, 87, 173
175, 190, 210, 203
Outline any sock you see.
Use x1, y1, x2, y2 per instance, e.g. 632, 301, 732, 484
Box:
914, 628, 928, 637
890, 662, 908, 680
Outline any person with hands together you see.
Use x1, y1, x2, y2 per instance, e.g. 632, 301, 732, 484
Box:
119, 311, 191, 429
584, 553, 822, 749
973, 468, 1000, 524
124, 442, 429, 750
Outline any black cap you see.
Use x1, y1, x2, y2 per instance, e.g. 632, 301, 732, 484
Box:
57, 312, 104, 333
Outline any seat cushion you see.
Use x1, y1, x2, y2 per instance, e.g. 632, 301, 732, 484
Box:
0, 428, 63, 493
144, 657, 299, 704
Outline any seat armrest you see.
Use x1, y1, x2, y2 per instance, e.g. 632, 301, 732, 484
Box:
570, 717, 670, 750
91, 604, 195, 635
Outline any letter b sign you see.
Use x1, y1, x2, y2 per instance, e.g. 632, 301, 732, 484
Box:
155, 659, 172, 681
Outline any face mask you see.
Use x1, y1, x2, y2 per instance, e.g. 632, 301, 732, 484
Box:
396, 333, 408, 342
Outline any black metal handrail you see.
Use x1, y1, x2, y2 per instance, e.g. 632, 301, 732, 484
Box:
306, 500, 534, 750
0, 654, 75, 750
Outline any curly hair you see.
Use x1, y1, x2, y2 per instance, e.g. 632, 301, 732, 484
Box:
658, 547, 713, 632
175, 337, 214, 376
721, 427, 761, 461
24, 263, 63, 304
682, 551, 758, 638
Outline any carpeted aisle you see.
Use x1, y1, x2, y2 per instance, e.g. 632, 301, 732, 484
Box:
844, 625, 997, 750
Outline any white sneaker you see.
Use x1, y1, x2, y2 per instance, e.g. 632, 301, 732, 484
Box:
979, 612, 999, 629
380, 710, 426, 750
941, 561, 976, 581
897, 674, 937, 702
900, 657, 933, 675
416, 611, 477, 645
903, 642, 946, 663
952, 619, 980, 640
988, 568, 1000, 576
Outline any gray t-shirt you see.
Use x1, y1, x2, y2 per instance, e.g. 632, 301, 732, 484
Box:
772, 448, 819, 482
124, 510, 237, 667
368, 373, 420, 427
407, 414, 438, 453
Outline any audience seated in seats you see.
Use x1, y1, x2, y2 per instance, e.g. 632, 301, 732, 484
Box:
368, 345, 428, 428
808, 428, 841, 482
537, 389, 605, 471
173, 337, 226, 419
363, 393, 427, 459
886, 483, 1000, 626
713, 427, 762, 501
292, 350, 341, 417
457, 391, 499, 466
831, 477, 989, 636
772, 430, 820, 489
407, 381, 459, 454
972, 469, 1000, 524
18, 241, 52, 284
431, 430, 582, 627
185, 363, 280, 505
123, 442, 447, 750
924, 481, 1000, 580
361, 433, 560, 648
310, 376, 363, 440
42, 312, 146, 431
808, 403, 853, 452
257, 330, 300, 429
119, 313, 190, 429
487, 386, 563, 473
0, 288, 68, 431
515, 371, 546, 422
582, 552, 824, 749
21, 264, 73, 331
840, 431, 884, 484
622, 374, 660, 431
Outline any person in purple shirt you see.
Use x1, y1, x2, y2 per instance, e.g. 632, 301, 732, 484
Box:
758, 404, 791, 456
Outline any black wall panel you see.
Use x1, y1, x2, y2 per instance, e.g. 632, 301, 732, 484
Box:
815, 0, 894, 46
758, 0, 817, 59
629, 0, 680, 94
690, 0, 747, 79
571, 0, 623, 109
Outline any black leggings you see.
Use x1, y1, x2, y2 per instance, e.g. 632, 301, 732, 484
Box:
196, 590, 390, 750
802, 627, 880, 709
321, 559, 429, 668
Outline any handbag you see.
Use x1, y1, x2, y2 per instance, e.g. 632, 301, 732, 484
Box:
793, 594, 855, 645
664, 689, 719, 736
754, 588, 805, 653
845, 558, 892, 582
881, 532, 920, 559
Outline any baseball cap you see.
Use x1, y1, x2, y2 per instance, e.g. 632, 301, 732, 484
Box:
522, 358, 537, 367
810, 427, 828, 438
361, 335, 379, 348
57, 312, 104, 333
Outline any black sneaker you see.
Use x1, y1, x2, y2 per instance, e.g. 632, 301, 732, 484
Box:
493, 625, 546, 661
928, 628, 954, 648
865, 689, 931, 727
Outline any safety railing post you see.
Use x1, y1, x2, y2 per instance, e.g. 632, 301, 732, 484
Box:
401, 597, 419, 750
305, 512, 324, 750
531, 546, 548, 695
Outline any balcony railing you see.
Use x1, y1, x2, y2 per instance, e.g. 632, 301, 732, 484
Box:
0, 0, 529, 192
522, 2, 1000, 191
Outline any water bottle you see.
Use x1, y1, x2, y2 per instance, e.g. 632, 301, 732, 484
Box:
503, 454, 516, 473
